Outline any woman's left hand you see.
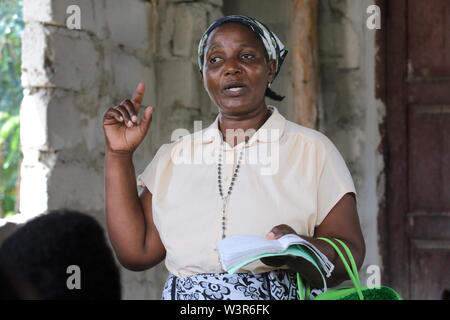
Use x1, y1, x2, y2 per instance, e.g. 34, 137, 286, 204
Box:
260, 224, 297, 267
261, 224, 324, 287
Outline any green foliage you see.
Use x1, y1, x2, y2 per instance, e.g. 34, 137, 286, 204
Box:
0, 0, 24, 217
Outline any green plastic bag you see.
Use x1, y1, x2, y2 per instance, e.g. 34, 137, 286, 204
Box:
297, 238, 403, 300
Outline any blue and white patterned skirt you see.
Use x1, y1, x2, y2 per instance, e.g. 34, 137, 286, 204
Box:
162, 270, 323, 300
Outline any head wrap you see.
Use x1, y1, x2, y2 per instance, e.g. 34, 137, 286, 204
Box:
197, 15, 288, 82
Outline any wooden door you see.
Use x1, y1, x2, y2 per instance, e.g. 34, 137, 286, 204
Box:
385, 0, 450, 299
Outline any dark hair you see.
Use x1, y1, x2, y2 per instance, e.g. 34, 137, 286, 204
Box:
0, 209, 121, 299
265, 87, 285, 101
0, 257, 39, 299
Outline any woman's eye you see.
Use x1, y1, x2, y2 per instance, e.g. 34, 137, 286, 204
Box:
209, 57, 222, 64
242, 53, 255, 59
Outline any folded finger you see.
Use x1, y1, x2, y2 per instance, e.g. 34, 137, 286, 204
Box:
106, 108, 124, 122
122, 99, 138, 124
115, 105, 133, 127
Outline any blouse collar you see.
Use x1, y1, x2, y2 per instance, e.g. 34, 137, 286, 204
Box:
196, 105, 286, 148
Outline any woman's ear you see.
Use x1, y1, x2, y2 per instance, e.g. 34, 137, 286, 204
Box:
267, 60, 276, 84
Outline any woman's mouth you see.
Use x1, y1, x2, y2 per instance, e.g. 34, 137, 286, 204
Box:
223, 82, 248, 97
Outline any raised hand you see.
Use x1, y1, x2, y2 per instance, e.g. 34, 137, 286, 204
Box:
103, 82, 154, 154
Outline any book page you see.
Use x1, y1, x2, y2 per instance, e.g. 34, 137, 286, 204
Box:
216, 235, 285, 269
217, 235, 284, 256
277, 234, 308, 249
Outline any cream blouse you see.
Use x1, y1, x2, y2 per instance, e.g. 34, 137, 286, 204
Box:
137, 105, 357, 278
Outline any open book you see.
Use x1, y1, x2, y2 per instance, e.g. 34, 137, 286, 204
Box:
216, 234, 334, 290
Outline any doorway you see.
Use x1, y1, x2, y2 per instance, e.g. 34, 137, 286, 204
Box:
384, 0, 450, 299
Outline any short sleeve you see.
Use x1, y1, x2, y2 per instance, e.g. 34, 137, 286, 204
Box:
315, 133, 357, 226
137, 143, 169, 194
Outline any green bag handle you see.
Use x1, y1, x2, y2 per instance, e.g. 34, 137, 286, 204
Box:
317, 238, 364, 300
296, 273, 310, 300
297, 237, 364, 300
333, 238, 362, 288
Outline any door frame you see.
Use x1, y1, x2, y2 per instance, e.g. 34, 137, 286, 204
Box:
376, 0, 410, 298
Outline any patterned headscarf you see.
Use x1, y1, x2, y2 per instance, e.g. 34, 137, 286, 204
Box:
197, 15, 288, 82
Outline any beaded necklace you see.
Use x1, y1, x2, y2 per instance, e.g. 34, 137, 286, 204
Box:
217, 137, 248, 239
217, 107, 272, 239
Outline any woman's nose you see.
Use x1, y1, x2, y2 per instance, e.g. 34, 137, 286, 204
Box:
223, 59, 242, 76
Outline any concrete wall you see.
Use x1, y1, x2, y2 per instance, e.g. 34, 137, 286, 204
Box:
0, 0, 384, 299
317, 0, 383, 285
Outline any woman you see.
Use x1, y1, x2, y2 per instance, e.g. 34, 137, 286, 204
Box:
103, 15, 365, 300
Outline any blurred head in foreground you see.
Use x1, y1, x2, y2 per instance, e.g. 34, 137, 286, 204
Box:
0, 209, 121, 299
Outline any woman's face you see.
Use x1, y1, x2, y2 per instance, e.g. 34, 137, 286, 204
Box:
201, 23, 276, 115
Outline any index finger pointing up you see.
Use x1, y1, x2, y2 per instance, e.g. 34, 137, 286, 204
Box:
131, 82, 146, 113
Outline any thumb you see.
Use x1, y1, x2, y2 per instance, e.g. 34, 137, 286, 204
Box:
139, 106, 154, 133
265, 232, 276, 240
